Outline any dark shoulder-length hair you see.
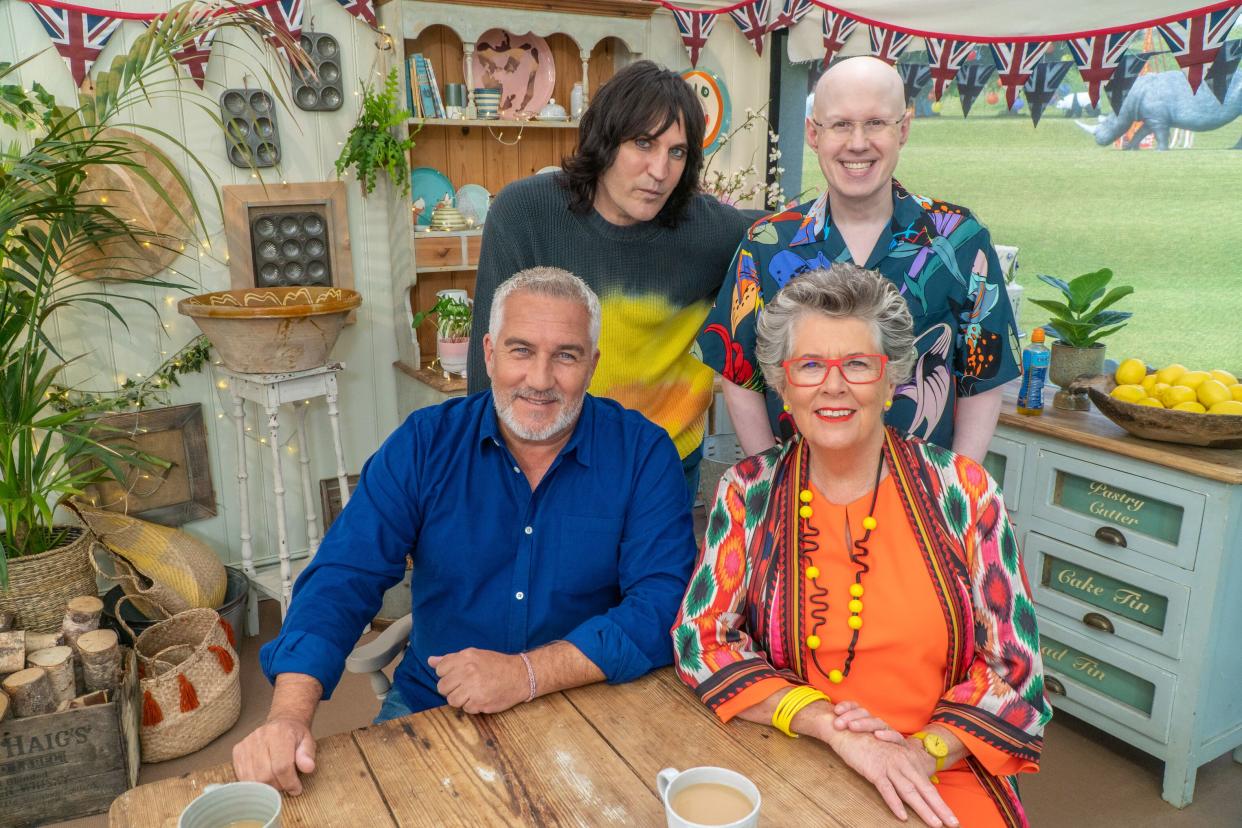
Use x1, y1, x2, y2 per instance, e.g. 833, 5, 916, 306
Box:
561, 60, 705, 227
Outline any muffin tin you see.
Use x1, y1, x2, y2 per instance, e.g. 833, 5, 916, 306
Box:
248, 207, 334, 288
292, 32, 344, 112
219, 88, 281, 168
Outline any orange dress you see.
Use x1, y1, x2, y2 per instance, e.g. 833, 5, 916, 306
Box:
719, 476, 1019, 827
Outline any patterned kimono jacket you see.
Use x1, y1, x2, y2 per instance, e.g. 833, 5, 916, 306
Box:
672, 429, 1052, 827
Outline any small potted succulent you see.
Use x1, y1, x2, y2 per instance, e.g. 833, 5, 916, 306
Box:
1030, 268, 1134, 409
412, 292, 471, 375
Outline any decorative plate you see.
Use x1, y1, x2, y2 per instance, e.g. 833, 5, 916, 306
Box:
680, 68, 732, 153
472, 29, 556, 120
536, 165, 561, 175
456, 184, 491, 226
409, 167, 454, 226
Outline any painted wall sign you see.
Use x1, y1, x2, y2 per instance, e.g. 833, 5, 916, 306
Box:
680, 68, 731, 153
1053, 471, 1183, 545
1042, 556, 1169, 630
1040, 636, 1156, 715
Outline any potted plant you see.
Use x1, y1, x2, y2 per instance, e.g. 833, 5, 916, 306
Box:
0, 5, 300, 630
1030, 268, 1134, 410
412, 293, 472, 375
334, 68, 416, 197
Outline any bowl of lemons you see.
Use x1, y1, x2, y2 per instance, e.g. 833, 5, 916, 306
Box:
1089, 359, 1242, 448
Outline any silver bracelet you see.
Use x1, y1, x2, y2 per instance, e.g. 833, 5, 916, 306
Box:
518, 651, 537, 702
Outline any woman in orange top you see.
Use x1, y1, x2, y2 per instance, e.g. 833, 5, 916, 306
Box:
672, 264, 1050, 827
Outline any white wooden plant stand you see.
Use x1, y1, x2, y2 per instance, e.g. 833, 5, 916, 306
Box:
223, 362, 351, 633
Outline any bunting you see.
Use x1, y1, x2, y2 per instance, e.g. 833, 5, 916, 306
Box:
334, 0, 376, 29
1023, 58, 1074, 126
672, 6, 718, 67
868, 26, 913, 65
820, 10, 858, 68
729, 0, 771, 57
1156, 6, 1242, 93
1205, 38, 1242, 104
29, 3, 121, 87
767, 0, 814, 34
897, 63, 931, 105
262, 0, 304, 60
1104, 52, 1154, 113
925, 39, 974, 101
990, 41, 1050, 109
955, 61, 995, 117
1066, 32, 1137, 109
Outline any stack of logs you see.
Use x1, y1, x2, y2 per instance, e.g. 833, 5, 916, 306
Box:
0, 597, 122, 721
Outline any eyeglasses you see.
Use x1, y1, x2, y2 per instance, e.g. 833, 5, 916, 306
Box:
811, 117, 906, 137
782, 355, 888, 386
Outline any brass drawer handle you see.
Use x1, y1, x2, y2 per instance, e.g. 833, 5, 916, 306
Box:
1094, 526, 1128, 547
1083, 612, 1115, 634
1045, 676, 1066, 696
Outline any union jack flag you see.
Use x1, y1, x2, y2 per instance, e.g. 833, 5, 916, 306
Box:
868, 26, 913, 66
1205, 38, 1242, 104
335, 0, 377, 29
820, 10, 858, 68
1157, 5, 1242, 93
989, 41, 1049, 109
1023, 57, 1073, 127
925, 38, 974, 101
145, 18, 217, 90
729, 0, 771, 57
263, 0, 305, 60
672, 7, 717, 67
1067, 32, 1137, 109
29, 4, 121, 88
767, 0, 814, 34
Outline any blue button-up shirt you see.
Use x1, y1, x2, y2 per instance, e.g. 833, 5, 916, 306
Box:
260, 391, 696, 713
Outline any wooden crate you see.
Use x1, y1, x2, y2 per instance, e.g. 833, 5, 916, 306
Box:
0, 650, 139, 827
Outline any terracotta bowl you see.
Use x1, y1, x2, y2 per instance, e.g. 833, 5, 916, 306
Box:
178, 286, 361, 374
1087, 387, 1242, 449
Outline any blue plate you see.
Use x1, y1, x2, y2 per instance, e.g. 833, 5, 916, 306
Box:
410, 167, 454, 226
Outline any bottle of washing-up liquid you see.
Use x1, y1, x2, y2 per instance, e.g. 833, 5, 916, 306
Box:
1016, 328, 1050, 416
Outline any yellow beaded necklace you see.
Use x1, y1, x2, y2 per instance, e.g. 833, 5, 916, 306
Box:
797, 450, 885, 685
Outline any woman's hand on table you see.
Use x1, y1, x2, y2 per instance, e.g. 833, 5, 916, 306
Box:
232, 715, 317, 796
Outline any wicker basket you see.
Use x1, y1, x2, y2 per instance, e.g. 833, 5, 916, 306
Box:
133, 608, 241, 763
0, 526, 97, 633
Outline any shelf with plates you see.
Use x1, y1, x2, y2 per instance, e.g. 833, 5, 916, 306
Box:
411, 117, 581, 129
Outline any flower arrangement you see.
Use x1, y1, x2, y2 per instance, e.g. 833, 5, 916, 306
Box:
699, 105, 791, 210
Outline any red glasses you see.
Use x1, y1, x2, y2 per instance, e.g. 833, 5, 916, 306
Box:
782, 355, 888, 387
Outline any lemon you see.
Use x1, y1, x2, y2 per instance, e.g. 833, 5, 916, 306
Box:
1140, 374, 1159, 392
1156, 363, 1187, 385
1110, 384, 1147, 403
1160, 385, 1197, 407
1136, 397, 1165, 408
1230, 383, 1242, 402
1210, 369, 1238, 386
1177, 370, 1210, 389
1114, 358, 1147, 386
1172, 401, 1206, 413
1197, 379, 1231, 408
1152, 382, 1171, 398
1208, 400, 1242, 416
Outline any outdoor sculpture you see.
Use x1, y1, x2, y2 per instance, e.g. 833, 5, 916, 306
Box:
1077, 69, 1242, 150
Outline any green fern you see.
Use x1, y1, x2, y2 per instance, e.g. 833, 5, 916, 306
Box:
334, 68, 415, 197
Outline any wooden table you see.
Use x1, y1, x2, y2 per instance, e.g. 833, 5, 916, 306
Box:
109, 669, 902, 827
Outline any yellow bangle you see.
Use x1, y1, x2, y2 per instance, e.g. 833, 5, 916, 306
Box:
771, 686, 830, 738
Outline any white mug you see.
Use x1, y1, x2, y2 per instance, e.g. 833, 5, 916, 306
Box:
179, 781, 282, 828
657, 766, 761, 828
436, 288, 469, 304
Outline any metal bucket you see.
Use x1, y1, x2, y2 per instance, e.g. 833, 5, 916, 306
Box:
104, 566, 250, 647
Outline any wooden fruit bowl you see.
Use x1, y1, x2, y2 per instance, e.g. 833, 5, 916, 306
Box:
1087, 387, 1242, 449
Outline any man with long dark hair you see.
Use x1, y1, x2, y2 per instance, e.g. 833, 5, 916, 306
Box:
467, 60, 751, 501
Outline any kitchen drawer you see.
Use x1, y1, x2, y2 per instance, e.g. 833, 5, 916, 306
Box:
414, 231, 482, 272
984, 434, 1025, 512
1031, 450, 1204, 570
1027, 532, 1190, 660
1038, 615, 1176, 744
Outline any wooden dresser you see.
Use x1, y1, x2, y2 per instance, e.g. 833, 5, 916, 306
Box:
986, 390, 1242, 807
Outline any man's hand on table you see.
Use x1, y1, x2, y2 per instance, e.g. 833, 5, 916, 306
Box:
233, 672, 322, 796
429, 647, 529, 714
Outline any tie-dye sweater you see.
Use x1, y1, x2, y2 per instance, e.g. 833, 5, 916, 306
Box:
467, 172, 751, 458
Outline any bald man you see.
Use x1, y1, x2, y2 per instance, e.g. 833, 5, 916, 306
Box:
696, 57, 1021, 462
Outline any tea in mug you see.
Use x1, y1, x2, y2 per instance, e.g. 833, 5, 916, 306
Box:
671, 782, 754, 825
218, 821, 267, 828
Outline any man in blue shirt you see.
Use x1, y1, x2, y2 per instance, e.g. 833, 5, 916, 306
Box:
233, 268, 695, 795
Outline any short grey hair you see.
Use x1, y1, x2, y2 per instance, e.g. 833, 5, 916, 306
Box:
489, 267, 602, 348
755, 264, 917, 394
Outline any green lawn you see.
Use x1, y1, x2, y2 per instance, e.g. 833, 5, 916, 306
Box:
800, 115, 1242, 372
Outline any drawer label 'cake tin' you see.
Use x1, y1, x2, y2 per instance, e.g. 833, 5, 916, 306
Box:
1043, 556, 1169, 630
1040, 636, 1156, 715
1054, 472, 1183, 545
